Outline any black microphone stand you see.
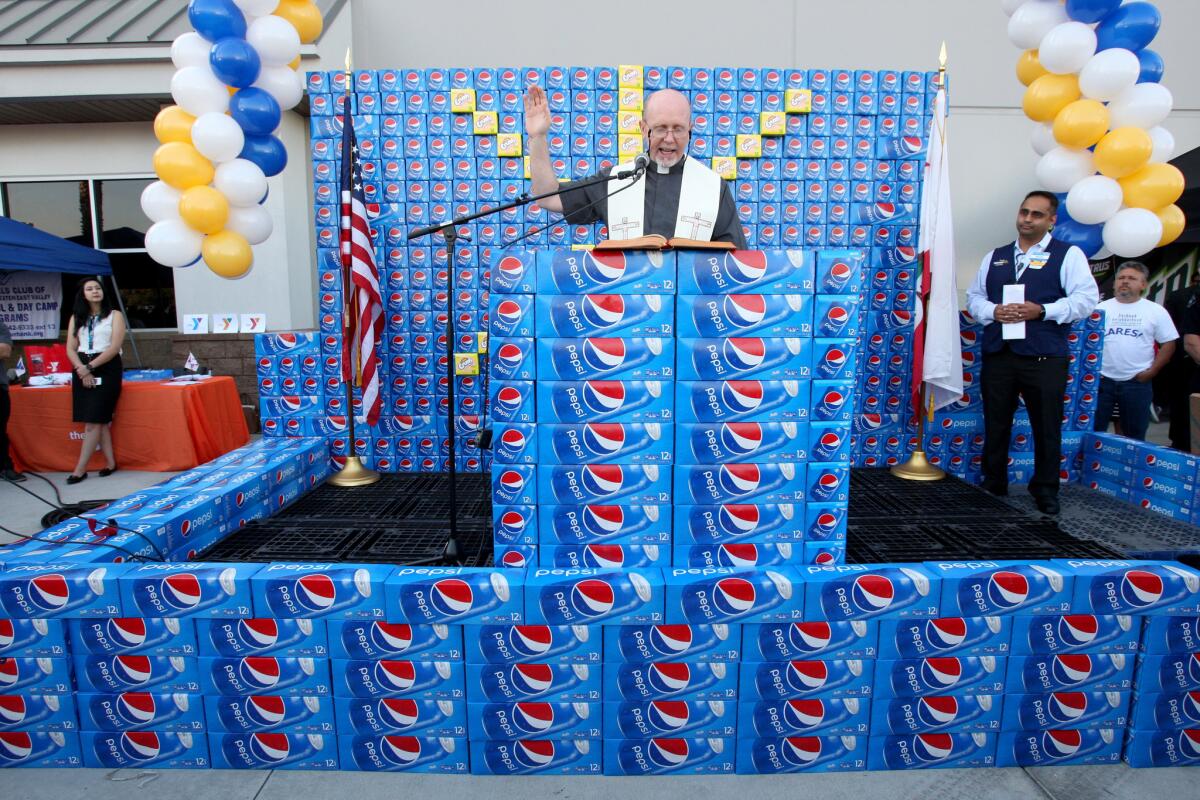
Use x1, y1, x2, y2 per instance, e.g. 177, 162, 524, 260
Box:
407, 163, 647, 564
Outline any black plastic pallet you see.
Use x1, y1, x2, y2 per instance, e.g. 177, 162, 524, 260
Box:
198, 518, 493, 567
278, 473, 491, 520
849, 469, 1016, 520
846, 518, 1124, 563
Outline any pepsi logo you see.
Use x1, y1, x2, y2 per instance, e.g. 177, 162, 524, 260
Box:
647, 737, 691, 768
1120, 569, 1164, 609
850, 574, 894, 612
119, 730, 166, 761
1046, 692, 1088, 723
27, 574, 71, 611
924, 618, 968, 650
823, 306, 850, 329
720, 381, 764, 414
512, 702, 555, 734
721, 422, 764, 456
107, 618, 149, 648
570, 579, 615, 617
912, 733, 955, 762
718, 504, 761, 534
112, 655, 154, 686
582, 251, 627, 284
920, 657, 964, 689
499, 428, 527, 453
787, 660, 830, 690
582, 423, 626, 456
719, 463, 763, 495
712, 577, 757, 616
723, 338, 767, 370
248, 732, 292, 764
429, 579, 475, 616
0, 696, 27, 725
1057, 616, 1099, 647
1051, 654, 1094, 685
582, 381, 626, 413
581, 295, 626, 329
582, 338, 627, 370
580, 464, 624, 497
1042, 729, 1082, 759
917, 696, 960, 727
783, 699, 827, 730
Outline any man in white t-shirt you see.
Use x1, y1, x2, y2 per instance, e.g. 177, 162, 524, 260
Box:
1095, 261, 1178, 440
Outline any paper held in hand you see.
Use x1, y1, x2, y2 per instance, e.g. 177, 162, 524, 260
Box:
1002, 283, 1025, 340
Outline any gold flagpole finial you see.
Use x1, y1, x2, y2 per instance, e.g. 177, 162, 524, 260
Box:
344, 47, 352, 80
939, 41, 947, 72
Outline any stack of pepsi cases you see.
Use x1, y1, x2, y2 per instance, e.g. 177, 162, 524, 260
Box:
1127, 612, 1200, 766
0, 438, 329, 566
0, 617, 80, 767
488, 248, 678, 570
258, 325, 488, 474
1083, 432, 1199, 526
674, 249, 861, 566
303, 64, 943, 481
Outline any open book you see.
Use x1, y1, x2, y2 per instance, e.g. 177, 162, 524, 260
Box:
593, 235, 736, 251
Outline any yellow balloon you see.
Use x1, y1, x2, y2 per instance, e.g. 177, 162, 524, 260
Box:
1016, 49, 1048, 87
1052, 99, 1110, 149
275, 0, 323, 44
153, 106, 195, 144
1023, 73, 1080, 123
202, 230, 253, 278
152, 142, 215, 190
1120, 163, 1186, 210
1155, 204, 1185, 248
288, 56, 301, 70
179, 186, 230, 235
1093, 127, 1153, 178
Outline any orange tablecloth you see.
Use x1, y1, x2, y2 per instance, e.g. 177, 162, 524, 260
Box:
9, 376, 249, 473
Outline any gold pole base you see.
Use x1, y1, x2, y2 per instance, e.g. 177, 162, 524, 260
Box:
327, 455, 381, 487
890, 449, 946, 482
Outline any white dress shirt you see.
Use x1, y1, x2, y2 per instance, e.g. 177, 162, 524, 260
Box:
965, 232, 1099, 326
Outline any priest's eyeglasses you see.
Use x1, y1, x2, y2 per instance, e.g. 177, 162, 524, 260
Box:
648, 125, 690, 139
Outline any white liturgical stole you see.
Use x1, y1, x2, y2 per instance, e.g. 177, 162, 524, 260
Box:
606, 154, 723, 241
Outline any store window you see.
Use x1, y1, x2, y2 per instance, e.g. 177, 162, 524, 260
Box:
1, 176, 176, 329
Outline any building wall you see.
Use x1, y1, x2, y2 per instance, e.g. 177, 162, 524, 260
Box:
352, 0, 1200, 295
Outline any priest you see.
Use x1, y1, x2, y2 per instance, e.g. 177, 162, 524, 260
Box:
525, 86, 747, 247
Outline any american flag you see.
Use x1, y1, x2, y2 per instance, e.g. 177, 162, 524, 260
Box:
340, 110, 384, 426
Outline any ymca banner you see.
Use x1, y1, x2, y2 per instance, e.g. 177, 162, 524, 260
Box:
0, 270, 62, 339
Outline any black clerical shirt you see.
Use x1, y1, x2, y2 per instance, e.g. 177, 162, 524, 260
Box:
557, 155, 747, 247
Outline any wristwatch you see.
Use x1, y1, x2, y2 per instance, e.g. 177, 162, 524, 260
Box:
1036, 305, 1046, 321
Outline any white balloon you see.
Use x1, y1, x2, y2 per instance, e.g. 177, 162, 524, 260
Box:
170, 32, 211, 69
1078, 48, 1140, 101
1038, 21, 1097, 75
246, 15, 301, 67
190, 112, 246, 164
1148, 126, 1176, 164
225, 204, 274, 245
1008, 0, 1068, 50
145, 220, 204, 268
234, 0, 280, 15
213, 158, 269, 206
1108, 82, 1174, 130
1031, 122, 1058, 156
1102, 207, 1163, 258
140, 181, 183, 223
253, 64, 304, 110
170, 65, 230, 117
1066, 175, 1124, 225
1035, 147, 1096, 193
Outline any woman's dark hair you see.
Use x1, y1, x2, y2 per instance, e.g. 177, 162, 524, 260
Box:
72, 277, 114, 331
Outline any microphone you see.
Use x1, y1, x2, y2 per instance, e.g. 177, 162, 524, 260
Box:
615, 153, 651, 179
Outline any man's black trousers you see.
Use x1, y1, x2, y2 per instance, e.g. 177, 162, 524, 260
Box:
981, 346, 1070, 499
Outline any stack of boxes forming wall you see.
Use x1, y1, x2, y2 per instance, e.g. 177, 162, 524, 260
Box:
302, 64, 939, 479
3, 560, 1200, 771
1083, 432, 1200, 526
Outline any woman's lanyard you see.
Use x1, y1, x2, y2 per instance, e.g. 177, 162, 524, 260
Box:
86, 315, 97, 352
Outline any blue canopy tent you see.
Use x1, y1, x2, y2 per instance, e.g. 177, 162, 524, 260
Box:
0, 216, 141, 363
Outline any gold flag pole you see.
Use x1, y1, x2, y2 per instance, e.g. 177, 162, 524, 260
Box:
330, 47, 380, 487
892, 41, 948, 482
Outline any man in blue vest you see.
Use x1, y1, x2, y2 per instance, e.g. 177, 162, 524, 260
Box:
966, 191, 1100, 514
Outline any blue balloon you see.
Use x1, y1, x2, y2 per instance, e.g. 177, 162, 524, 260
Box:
1137, 48, 1164, 83
240, 134, 288, 177
1065, 0, 1121, 24
1052, 218, 1104, 258
209, 37, 261, 88
229, 88, 281, 136
1095, 2, 1161, 53
188, 0, 246, 42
